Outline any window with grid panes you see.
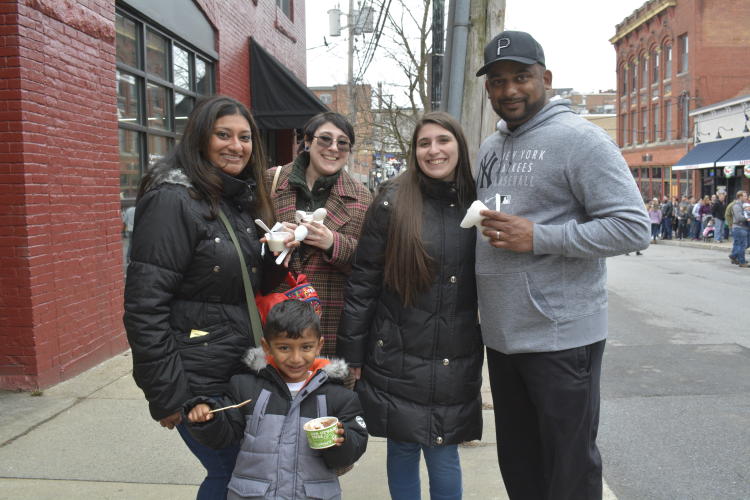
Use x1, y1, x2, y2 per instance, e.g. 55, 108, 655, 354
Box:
116, 9, 214, 202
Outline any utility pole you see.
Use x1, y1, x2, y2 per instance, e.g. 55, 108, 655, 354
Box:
460, 0, 505, 168
431, 0, 445, 112
348, 0, 356, 125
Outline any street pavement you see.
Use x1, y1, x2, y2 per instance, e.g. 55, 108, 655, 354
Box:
601, 238, 750, 499
0, 236, 741, 500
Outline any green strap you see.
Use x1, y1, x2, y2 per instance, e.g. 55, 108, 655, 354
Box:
217, 208, 263, 347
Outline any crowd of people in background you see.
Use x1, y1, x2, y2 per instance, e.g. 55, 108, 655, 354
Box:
646, 192, 729, 243
641, 190, 750, 269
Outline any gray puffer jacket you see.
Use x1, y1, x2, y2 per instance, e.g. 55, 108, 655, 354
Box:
185, 348, 368, 500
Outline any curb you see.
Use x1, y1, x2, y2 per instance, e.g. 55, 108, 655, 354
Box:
652, 239, 745, 253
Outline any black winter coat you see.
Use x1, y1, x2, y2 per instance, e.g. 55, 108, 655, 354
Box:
124, 166, 282, 420
337, 178, 483, 447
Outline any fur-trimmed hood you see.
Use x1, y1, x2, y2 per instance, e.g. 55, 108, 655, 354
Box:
241, 347, 350, 383
143, 164, 193, 192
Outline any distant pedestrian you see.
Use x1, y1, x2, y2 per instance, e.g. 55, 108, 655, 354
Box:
699, 195, 712, 237
121, 205, 135, 262
660, 195, 673, 239
649, 201, 662, 242
676, 196, 690, 240
729, 192, 750, 267
472, 30, 649, 500
711, 192, 727, 242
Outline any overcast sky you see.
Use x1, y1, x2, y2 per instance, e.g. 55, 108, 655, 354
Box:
305, 0, 648, 93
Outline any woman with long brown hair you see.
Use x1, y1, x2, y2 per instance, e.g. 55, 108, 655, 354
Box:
124, 96, 284, 499
337, 112, 483, 499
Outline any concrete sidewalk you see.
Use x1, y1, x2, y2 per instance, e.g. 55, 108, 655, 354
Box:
0, 351, 618, 499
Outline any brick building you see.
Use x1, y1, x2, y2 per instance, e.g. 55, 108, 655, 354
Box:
610, 0, 750, 200
0, 0, 322, 390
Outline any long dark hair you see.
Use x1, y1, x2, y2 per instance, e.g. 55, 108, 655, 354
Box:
138, 95, 275, 223
383, 112, 476, 306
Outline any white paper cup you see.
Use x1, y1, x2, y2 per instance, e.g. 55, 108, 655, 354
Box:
266, 231, 288, 252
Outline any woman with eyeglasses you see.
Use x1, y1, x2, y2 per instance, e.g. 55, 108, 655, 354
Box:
265, 112, 372, 363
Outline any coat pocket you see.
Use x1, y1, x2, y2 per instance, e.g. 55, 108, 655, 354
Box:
227, 476, 271, 499
368, 316, 403, 375
303, 479, 341, 500
476, 272, 557, 349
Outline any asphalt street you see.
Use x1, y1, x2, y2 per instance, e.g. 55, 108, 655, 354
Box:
601, 242, 750, 499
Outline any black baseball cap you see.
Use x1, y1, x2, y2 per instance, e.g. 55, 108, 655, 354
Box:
476, 30, 545, 77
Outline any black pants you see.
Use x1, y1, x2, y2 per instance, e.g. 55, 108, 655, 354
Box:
487, 340, 605, 500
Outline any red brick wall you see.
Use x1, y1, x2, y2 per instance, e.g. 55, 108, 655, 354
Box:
196, 0, 307, 101
0, 0, 126, 389
0, 0, 309, 389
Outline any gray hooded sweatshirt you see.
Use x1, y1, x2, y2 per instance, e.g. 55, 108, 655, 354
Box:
475, 98, 650, 354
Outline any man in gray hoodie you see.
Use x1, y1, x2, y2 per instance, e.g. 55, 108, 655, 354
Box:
474, 31, 650, 500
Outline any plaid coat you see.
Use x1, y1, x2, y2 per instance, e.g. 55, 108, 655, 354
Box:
265, 162, 372, 356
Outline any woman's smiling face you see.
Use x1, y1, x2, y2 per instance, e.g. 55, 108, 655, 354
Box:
307, 122, 351, 178
415, 123, 459, 181
206, 113, 252, 176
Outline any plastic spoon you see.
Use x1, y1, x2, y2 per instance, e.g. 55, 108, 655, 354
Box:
275, 225, 308, 265
254, 219, 273, 233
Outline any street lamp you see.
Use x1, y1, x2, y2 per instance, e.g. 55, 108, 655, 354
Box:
716, 126, 734, 139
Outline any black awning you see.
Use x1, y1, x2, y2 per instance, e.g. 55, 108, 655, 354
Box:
250, 39, 328, 130
716, 136, 750, 167
672, 137, 742, 171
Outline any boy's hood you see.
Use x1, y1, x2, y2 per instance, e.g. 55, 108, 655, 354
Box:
241, 346, 350, 382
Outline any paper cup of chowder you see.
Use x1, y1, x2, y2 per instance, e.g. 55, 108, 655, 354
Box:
303, 417, 339, 449
265, 231, 288, 252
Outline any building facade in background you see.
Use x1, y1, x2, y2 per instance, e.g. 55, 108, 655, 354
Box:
674, 95, 750, 197
0, 0, 320, 389
611, 0, 750, 201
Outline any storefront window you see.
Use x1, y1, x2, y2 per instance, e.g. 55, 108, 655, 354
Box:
116, 15, 138, 68
116, 70, 139, 122
175, 92, 194, 136
119, 129, 141, 200
146, 82, 170, 130
173, 45, 191, 90
146, 29, 169, 80
116, 9, 215, 205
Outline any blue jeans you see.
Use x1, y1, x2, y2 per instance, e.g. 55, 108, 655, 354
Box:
690, 219, 701, 239
386, 439, 462, 500
730, 226, 749, 264
713, 218, 724, 241
651, 223, 660, 240
661, 217, 673, 239
177, 421, 240, 500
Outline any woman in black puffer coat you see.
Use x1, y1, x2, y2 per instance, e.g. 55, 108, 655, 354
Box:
337, 112, 483, 500
124, 96, 285, 500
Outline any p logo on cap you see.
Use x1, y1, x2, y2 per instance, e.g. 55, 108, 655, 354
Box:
496, 37, 511, 53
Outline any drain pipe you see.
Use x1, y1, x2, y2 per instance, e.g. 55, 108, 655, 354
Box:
443, 0, 471, 120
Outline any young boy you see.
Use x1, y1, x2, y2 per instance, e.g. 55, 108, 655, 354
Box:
184, 300, 368, 500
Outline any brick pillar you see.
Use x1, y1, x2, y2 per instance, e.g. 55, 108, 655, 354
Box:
0, 0, 127, 389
